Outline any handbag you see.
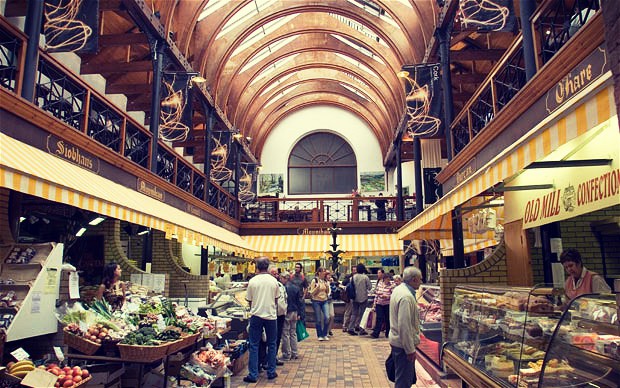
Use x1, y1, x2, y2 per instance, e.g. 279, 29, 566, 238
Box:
385, 353, 395, 382
296, 320, 310, 342
360, 307, 372, 330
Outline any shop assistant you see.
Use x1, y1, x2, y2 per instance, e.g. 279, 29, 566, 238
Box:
561, 248, 611, 300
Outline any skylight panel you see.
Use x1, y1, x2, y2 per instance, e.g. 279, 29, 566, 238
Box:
260, 73, 294, 96
340, 83, 369, 101
344, 72, 370, 89
335, 53, 378, 79
264, 84, 299, 108
328, 13, 389, 48
216, 0, 277, 40
240, 35, 298, 74
198, 0, 227, 21
332, 34, 385, 65
346, 0, 401, 29
249, 54, 297, 87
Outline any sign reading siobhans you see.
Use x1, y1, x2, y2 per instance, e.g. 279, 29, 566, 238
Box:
46, 135, 99, 173
137, 178, 165, 201
523, 168, 620, 228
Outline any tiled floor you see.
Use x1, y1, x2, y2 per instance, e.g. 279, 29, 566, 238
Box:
230, 330, 442, 388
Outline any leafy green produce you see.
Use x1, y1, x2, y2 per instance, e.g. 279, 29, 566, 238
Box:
88, 299, 113, 320
120, 326, 160, 345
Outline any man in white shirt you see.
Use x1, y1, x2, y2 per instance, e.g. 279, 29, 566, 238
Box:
388, 266, 422, 388
244, 257, 280, 383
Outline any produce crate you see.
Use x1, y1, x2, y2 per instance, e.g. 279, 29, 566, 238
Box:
64, 330, 101, 355
117, 343, 169, 362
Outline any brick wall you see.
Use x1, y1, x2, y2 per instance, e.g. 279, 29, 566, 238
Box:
601, 0, 620, 119
439, 242, 508, 339
149, 230, 211, 298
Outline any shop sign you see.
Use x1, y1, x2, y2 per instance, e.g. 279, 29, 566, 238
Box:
297, 227, 329, 235
523, 168, 620, 228
46, 135, 99, 173
185, 203, 202, 218
137, 178, 165, 201
545, 46, 608, 114
456, 158, 476, 184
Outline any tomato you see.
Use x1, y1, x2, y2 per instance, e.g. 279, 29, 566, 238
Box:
63, 380, 74, 388
72, 366, 81, 376
81, 369, 89, 378
73, 375, 82, 383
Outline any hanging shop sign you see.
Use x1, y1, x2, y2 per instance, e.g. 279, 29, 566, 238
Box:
186, 203, 203, 218
137, 178, 165, 201
545, 46, 608, 114
297, 227, 329, 235
523, 168, 620, 228
46, 135, 99, 173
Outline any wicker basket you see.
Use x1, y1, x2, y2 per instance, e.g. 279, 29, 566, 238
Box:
118, 343, 169, 362
181, 332, 202, 348
166, 339, 185, 355
63, 330, 101, 356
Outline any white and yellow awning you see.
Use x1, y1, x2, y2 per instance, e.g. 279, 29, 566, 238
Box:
246, 233, 403, 260
0, 133, 254, 256
440, 238, 500, 256
399, 84, 615, 241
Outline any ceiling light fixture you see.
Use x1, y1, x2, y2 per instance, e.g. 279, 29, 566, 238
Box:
88, 216, 106, 226
75, 227, 87, 237
19, 217, 26, 223
397, 70, 410, 78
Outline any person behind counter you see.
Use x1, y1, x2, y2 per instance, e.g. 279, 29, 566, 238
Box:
561, 248, 611, 300
95, 262, 126, 311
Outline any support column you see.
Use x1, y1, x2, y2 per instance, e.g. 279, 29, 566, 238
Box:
541, 222, 562, 284
148, 40, 166, 173
413, 137, 424, 216
233, 141, 241, 220
520, 0, 538, 80
438, 27, 455, 161
395, 138, 405, 221
451, 207, 465, 268
21, 0, 44, 102
202, 101, 214, 201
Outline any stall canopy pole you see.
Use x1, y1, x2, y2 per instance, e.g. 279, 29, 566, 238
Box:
451, 207, 465, 268
438, 26, 455, 161
21, 0, 44, 102
148, 39, 166, 173
396, 138, 405, 221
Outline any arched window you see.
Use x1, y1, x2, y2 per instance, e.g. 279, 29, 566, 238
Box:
288, 132, 357, 194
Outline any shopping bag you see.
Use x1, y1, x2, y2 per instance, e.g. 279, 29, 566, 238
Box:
365, 308, 376, 330
360, 307, 372, 330
296, 320, 310, 342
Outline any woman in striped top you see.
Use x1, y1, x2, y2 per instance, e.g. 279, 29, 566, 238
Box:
371, 269, 394, 338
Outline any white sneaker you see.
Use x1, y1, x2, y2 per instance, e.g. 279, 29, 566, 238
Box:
318, 337, 325, 341
323, 336, 330, 341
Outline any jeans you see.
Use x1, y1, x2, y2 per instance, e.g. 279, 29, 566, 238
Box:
326, 300, 335, 333
391, 345, 416, 388
372, 304, 390, 337
311, 299, 329, 338
248, 316, 277, 379
342, 301, 352, 329
280, 311, 298, 359
276, 314, 285, 357
348, 301, 366, 331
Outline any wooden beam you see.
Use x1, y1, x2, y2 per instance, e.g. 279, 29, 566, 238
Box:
106, 83, 152, 94
99, 0, 124, 11
99, 33, 148, 46
81, 60, 152, 74
450, 48, 505, 61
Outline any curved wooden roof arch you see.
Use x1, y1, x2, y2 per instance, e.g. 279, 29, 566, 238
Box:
154, 0, 440, 159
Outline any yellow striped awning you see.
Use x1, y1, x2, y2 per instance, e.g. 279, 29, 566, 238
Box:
440, 238, 500, 256
399, 84, 615, 241
0, 133, 254, 256
246, 233, 403, 260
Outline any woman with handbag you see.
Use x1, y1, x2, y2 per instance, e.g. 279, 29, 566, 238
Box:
371, 269, 394, 338
308, 267, 331, 341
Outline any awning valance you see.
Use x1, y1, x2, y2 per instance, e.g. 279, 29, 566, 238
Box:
246, 233, 403, 259
440, 238, 500, 256
399, 85, 615, 241
0, 133, 254, 256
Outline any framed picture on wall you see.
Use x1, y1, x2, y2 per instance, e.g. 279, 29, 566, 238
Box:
360, 171, 385, 192
259, 173, 283, 195
402, 186, 410, 196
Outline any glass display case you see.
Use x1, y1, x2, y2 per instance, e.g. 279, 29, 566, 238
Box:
443, 284, 564, 387
539, 293, 619, 388
417, 284, 442, 367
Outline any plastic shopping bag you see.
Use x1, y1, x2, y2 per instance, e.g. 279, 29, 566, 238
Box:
360, 307, 373, 330
296, 320, 310, 342
365, 308, 376, 330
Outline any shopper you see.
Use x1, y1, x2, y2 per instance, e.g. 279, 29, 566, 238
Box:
341, 266, 356, 332
325, 270, 337, 336
393, 275, 402, 286
244, 257, 280, 383
389, 266, 422, 388
290, 262, 309, 323
561, 248, 611, 300
375, 192, 388, 220
270, 266, 287, 366
95, 262, 126, 311
308, 267, 331, 341
280, 271, 302, 361
347, 263, 371, 336
371, 269, 394, 338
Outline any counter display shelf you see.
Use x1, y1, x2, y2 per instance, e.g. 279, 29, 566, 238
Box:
443, 284, 564, 387
417, 285, 442, 367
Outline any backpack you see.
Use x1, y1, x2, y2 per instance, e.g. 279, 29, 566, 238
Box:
330, 282, 341, 301
346, 276, 356, 301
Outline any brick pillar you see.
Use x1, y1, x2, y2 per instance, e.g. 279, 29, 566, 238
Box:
0, 188, 15, 245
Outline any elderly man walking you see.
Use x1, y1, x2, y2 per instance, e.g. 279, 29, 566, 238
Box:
388, 266, 422, 388
244, 257, 281, 383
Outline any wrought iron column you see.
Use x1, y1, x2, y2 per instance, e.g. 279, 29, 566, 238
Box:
395, 138, 405, 221
202, 100, 214, 200
21, 0, 44, 101
438, 27, 455, 161
234, 140, 241, 219
148, 39, 166, 173
451, 207, 465, 268
520, 0, 538, 80
413, 137, 424, 216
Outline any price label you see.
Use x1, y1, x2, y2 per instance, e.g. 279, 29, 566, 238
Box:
53, 346, 65, 362
216, 332, 222, 339
11, 347, 30, 361
79, 321, 89, 333
157, 316, 166, 331
467, 356, 473, 364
